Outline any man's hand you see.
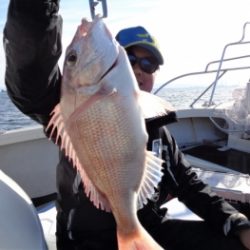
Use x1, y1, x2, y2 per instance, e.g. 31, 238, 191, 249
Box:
11, 0, 59, 20
238, 228, 250, 249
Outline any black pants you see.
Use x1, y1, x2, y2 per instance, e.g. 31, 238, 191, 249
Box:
150, 219, 247, 250
56, 216, 246, 250
56, 210, 118, 250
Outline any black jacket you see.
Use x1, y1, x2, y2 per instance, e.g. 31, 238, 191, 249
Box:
3, 0, 250, 240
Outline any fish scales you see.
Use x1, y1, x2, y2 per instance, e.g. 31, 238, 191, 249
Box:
66, 93, 146, 195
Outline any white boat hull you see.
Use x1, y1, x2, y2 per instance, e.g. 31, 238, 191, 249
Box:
0, 125, 58, 199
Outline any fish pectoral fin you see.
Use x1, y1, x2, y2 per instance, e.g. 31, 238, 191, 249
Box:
137, 151, 164, 209
138, 90, 175, 119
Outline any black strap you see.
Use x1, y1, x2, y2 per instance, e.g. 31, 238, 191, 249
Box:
32, 192, 57, 207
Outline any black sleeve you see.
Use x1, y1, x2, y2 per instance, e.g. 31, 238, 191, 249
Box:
160, 126, 250, 236
3, 0, 62, 126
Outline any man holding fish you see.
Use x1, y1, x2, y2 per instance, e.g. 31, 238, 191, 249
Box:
3, 1, 250, 249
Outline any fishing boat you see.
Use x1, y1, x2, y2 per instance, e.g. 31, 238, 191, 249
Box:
1, 1, 250, 249
154, 21, 250, 225
154, 21, 250, 176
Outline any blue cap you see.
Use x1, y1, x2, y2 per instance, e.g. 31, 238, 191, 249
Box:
115, 26, 164, 65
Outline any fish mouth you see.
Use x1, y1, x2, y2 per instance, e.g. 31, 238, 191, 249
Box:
79, 18, 95, 36
79, 17, 102, 37
78, 17, 118, 82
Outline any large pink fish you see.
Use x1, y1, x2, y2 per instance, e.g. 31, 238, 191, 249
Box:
47, 17, 173, 250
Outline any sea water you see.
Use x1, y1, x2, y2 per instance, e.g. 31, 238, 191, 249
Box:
0, 84, 240, 132
0, 90, 38, 131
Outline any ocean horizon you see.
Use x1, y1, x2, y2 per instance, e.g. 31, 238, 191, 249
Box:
0, 83, 244, 132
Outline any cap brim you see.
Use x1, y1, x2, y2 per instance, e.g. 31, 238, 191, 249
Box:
125, 42, 164, 65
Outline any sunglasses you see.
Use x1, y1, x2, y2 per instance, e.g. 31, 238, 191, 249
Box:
127, 54, 159, 74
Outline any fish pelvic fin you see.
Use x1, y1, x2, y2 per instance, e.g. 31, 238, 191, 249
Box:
117, 224, 164, 250
46, 104, 111, 212
138, 90, 175, 119
137, 151, 164, 209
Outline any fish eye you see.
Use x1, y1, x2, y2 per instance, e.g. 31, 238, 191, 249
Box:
66, 50, 78, 67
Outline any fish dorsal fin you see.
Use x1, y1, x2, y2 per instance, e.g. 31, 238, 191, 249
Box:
137, 151, 164, 209
138, 90, 175, 119
46, 104, 111, 212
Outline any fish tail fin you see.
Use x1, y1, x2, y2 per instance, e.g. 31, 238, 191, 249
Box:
117, 225, 163, 250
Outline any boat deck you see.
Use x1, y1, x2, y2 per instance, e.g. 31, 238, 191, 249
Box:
184, 145, 250, 175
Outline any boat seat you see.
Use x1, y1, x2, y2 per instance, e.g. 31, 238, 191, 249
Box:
37, 201, 57, 250
0, 170, 47, 250
162, 198, 203, 221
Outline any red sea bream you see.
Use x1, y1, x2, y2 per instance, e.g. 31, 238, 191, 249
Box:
47, 17, 172, 250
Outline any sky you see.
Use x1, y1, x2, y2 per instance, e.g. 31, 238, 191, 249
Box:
1, 0, 250, 90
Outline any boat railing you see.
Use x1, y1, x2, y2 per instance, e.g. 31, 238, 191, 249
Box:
154, 21, 250, 108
